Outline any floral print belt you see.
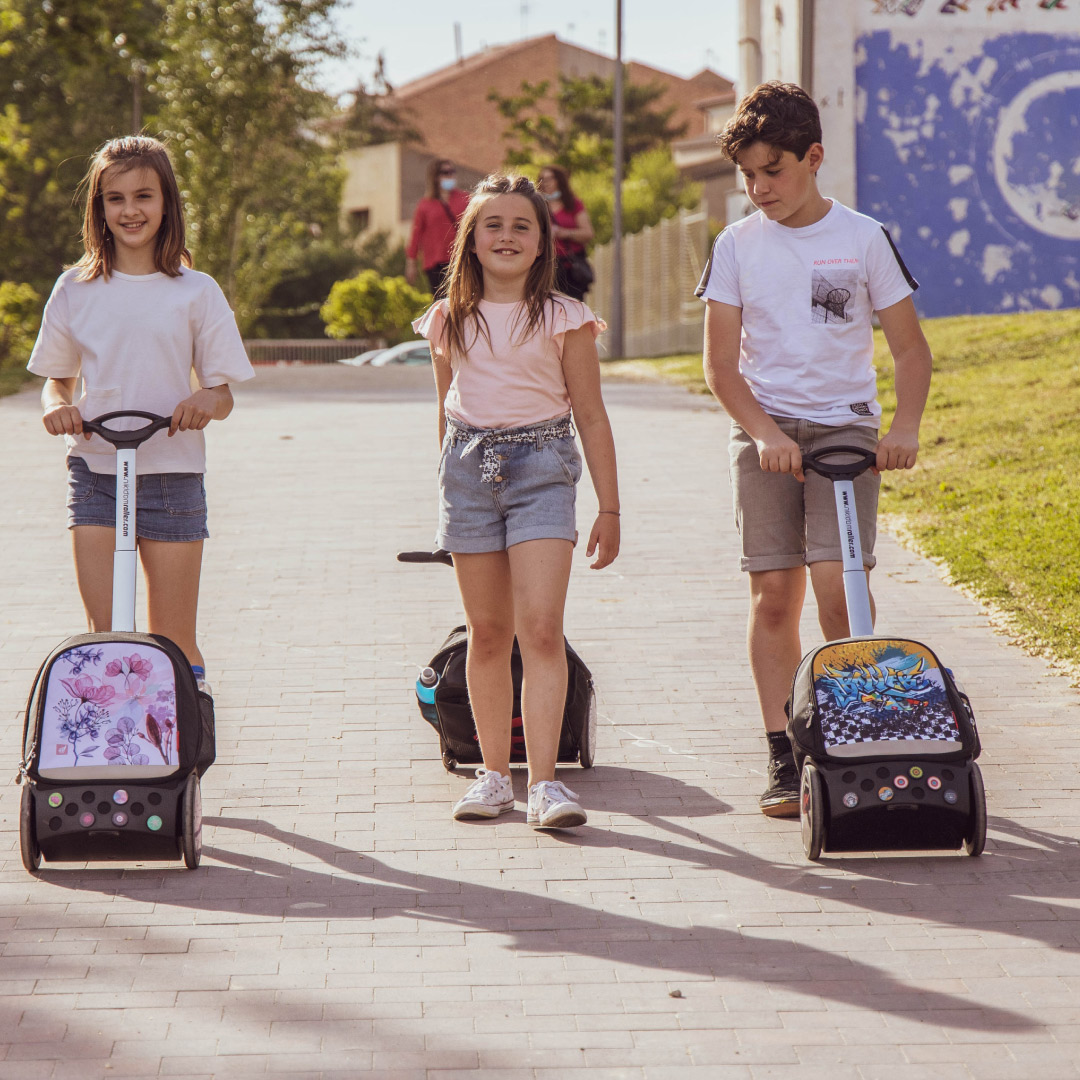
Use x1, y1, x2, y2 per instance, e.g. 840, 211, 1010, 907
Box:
447, 414, 574, 484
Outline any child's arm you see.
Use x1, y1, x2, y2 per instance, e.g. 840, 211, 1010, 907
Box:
703, 299, 804, 481
432, 347, 452, 444
875, 296, 931, 471
562, 325, 620, 569
41, 377, 89, 438
169, 383, 234, 436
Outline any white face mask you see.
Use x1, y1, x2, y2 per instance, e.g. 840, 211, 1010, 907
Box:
543, 189, 561, 201
439, 177, 457, 192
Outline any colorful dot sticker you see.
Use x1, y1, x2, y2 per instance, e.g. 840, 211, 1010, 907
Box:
927, 776, 942, 790
878, 787, 894, 802
146, 815, 163, 832
894, 775, 909, 789
112, 789, 129, 805
48, 792, 63, 808
943, 790, 958, 805
112, 812, 129, 827
909, 766, 923, 779
79, 812, 95, 828
842, 792, 859, 808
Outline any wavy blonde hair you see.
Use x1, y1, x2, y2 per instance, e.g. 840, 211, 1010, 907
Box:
439, 174, 559, 363
74, 136, 192, 282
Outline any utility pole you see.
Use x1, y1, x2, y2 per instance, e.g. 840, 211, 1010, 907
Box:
610, 0, 625, 359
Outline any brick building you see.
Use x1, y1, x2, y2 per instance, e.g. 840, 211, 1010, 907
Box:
341, 33, 735, 245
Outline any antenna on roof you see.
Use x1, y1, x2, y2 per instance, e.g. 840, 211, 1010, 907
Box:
520, 1, 529, 38
454, 22, 463, 64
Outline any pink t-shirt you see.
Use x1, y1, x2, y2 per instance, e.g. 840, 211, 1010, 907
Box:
412, 297, 604, 429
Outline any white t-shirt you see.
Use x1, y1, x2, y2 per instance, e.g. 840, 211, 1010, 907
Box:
696, 200, 917, 426
28, 267, 255, 474
412, 297, 604, 429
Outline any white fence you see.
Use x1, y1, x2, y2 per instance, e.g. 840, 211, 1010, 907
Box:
589, 206, 710, 359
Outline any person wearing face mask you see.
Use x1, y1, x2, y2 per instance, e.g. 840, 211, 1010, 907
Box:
537, 164, 595, 301
406, 159, 471, 297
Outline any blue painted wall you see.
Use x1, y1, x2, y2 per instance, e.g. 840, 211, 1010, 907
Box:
856, 31, 1080, 317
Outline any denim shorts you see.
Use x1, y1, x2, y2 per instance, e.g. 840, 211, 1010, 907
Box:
66, 455, 209, 542
728, 417, 879, 573
437, 416, 581, 553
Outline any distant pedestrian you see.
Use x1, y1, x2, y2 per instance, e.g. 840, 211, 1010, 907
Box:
27, 135, 255, 696
413, 174, 619, 829
696, 82, 932, 818
537, 164, 595, 301
406, 158, 470, 297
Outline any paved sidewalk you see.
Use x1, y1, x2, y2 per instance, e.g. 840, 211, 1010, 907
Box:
2, 365, 1080, 1080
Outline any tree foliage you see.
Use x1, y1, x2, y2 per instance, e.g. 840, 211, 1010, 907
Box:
0, 280, 41, 372
320, 270, 430, 344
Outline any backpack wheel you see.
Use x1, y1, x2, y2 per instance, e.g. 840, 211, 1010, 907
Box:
800, 761, 827, 861
441, 750, 458, 771
20, 785, 41, 873
579, 684, 597, 768
181, 772, 203, 870
962, 762, 986, 857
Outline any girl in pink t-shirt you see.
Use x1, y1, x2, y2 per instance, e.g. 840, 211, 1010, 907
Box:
413, 174, 620, 830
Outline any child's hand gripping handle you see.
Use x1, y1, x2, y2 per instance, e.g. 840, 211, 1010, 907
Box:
800, 446, 878, 637
81, 410, 171, 449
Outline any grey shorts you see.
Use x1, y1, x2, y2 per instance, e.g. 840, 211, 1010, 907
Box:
66, 455, 209, 542
728, 417, 879, 573
437, 416, 581, 553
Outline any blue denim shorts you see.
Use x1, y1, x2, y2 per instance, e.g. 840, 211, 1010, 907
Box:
66, 455, 209, 542
437, 416, 582, 553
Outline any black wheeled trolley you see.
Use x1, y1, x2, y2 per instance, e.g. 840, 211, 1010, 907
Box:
18, 412, 215, 872
397, 549, 597, 771
785, 447, 986, 860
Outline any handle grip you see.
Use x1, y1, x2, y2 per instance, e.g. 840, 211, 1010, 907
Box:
396, 549, 454, 567
800, 445, 877, 481
81, 411, 171, 449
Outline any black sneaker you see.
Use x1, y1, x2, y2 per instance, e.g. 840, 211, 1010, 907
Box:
759, 747, 800, 818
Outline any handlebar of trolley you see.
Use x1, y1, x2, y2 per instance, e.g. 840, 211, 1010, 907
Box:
81, 411, 171, 449
396, 549, 454, 567
800, 445, 878, 482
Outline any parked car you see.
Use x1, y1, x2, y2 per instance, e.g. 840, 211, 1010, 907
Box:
369, 341, 433, 367
338, 348, 386, 367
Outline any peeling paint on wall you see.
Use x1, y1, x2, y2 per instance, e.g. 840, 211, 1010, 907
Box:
856, 31, 1080, 316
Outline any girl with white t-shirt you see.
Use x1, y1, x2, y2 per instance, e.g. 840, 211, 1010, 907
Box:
28, 136, 254, 694
413, 174, 620, 829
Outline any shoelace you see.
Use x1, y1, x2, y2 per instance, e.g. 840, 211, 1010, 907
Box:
532, 780, 578, 806
465, 767, 509, 801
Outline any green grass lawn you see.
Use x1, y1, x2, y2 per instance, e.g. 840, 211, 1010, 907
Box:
607, 308, 1080, 673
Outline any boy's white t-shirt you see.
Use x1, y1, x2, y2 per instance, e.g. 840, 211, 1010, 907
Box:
412, 297, 604, 429
28, 267, 255, 474
696, 200, 918, 426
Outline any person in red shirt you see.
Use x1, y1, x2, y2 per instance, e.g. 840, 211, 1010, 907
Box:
406, 159, 470, 297
537, 164, 595, 301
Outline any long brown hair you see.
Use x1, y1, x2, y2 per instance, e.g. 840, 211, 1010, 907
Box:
74, 136, 191, 281
439, 174, 558, 363
540, 163, 578, 209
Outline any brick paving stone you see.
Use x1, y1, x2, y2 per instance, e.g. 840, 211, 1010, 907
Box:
3, 367, 1080, 1077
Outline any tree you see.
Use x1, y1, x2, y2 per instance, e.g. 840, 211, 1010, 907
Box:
0, 280, 40, 372
320, 270, 430, 344
489, 72, 688, 172
339, 53, 420, 149
0, 0, 164, 296
152, 0, 347, 332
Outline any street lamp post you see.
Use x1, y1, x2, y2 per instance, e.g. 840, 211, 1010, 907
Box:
610, 0, 625, 359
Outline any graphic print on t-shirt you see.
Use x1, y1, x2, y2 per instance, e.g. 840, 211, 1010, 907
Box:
811, 269, 857, 325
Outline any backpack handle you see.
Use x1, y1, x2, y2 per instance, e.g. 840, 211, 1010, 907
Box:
801, 446, 877, 481
81, 411, 171, 449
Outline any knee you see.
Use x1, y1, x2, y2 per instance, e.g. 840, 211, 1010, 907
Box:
750, 581, 801, 631
467, 620, 514, 662
516, 617, 565, 659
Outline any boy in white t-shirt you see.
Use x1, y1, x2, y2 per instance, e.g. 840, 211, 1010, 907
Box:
696, 82, 932, 817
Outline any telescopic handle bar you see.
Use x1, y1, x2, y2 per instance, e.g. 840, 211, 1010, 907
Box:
800, 446, 878, 482
81, 411, 171, 449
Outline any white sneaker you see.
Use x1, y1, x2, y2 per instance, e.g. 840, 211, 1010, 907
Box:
452, 768, 514, 821
527, 780, 587, 829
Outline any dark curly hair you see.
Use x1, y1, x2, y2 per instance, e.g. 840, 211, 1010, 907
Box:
717, 81, 822, 165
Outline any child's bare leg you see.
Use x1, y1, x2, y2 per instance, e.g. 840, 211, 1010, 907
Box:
807, 560, 876, 640
72, 525, 116, 631
453, 551, 516, 776
507, 538, 573, 788
139, 538, 205, 667
747, 567, 806, 732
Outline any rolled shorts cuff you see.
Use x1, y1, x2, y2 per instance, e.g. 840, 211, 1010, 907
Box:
505, 524, 577, 549
741, 553, 810, 573
805, 545, 876, 570
436, 530, 507, 555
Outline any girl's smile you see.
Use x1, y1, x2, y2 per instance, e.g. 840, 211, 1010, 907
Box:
101, 165, 165, 273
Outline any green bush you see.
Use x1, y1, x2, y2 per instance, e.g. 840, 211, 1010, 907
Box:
320, 270, 431, 345
0, 281, 40, 392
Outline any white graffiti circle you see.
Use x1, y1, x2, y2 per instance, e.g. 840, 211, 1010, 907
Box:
992, 69, 1080, 241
